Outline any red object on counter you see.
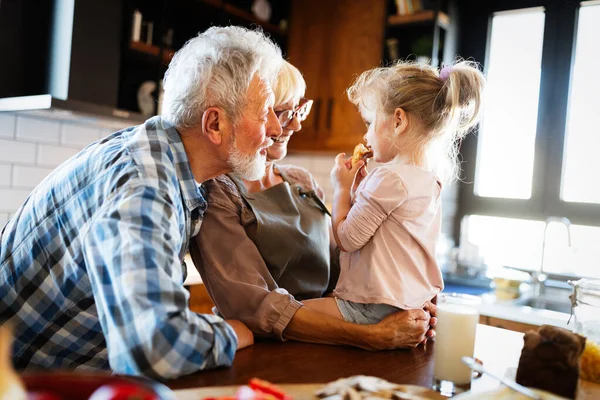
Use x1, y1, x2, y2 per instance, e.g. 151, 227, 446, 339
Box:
88, 383, 158, 400
248, 379, 291, 400
203, 378, 291, 400
27, 392, 63, 400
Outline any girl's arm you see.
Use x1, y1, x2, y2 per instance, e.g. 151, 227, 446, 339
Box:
335, 167, 408, 253
330, 153, 365, 251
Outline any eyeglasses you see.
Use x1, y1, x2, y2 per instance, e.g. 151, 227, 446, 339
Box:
275, 98, 313, 128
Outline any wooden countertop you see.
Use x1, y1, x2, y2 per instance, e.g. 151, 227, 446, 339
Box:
167, 324, 525, 395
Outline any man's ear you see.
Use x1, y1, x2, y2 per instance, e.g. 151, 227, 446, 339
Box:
394, 107, 409, 135
202, 107, 225, 145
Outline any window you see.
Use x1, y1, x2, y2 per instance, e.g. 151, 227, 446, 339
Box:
562, 3, 600, 204
465, 215, 600, 278
458, 1, 600, 277
476, 8, 545, 199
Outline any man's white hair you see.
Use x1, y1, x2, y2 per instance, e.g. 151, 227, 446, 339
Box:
161, 26, 283, 130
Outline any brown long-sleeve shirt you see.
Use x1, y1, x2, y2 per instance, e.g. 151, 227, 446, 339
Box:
190, 164, 338, 339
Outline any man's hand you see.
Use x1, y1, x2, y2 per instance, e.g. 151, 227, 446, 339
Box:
226, 320, 254, 350
366, 309, 431, 350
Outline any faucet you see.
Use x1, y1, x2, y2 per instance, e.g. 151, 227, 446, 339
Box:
531, 217, 572, 297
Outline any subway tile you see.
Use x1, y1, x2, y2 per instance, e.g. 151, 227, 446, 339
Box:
0, 213, 10, 228
16, 116, 61, 144
282, 155, 313, 172
0, 113, 16, 139
37, 144, 79, 167
0, 188, 31, 212
311, 156, 335, 175
0, 164, 11, 186
61, 123, 102, 147
100, 128, 116, 139
0, 139, 36, 164
12, 165, 54, 189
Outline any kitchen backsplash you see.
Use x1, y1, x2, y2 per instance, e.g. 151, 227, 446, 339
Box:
0, 112, 459, 236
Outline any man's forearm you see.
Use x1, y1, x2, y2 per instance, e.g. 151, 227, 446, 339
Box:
283, 307, 375, 350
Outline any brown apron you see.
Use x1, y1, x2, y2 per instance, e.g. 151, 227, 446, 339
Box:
229, 168, 336, 300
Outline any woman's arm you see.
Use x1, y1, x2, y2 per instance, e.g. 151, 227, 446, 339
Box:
284, 306, 435, 350
191, 177, 302, 339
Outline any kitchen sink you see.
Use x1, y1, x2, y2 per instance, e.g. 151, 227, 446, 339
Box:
515, 297, 572, 314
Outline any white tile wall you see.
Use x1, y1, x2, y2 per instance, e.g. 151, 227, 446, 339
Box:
16, 116, 61, 143
37, 144, 79, 167
0, 164, 11, 186
0, 188, 31, 212
0, 138, 36, 164
0, 113, 16, 139
0, 112, 113, 219
0, 213, 9, 227
12, 165, 53, 189
61, 123, 103, 147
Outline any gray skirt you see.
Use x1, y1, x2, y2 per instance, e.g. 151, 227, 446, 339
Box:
335, 298, 402, 324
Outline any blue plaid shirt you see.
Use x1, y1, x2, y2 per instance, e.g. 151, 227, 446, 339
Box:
0, 116, 238, 379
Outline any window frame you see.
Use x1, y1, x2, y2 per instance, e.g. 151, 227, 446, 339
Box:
456, 0, 600, 242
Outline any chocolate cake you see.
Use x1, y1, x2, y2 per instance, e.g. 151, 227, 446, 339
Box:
516, 325, 586, 399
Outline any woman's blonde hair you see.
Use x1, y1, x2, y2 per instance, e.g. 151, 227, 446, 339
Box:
273, 61, 306, 107
347, 60, 485, 183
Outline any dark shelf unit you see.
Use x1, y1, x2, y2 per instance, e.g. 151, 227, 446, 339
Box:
117, 0, 290, 116
383, 0, 457, 68
199, 0, 287, 36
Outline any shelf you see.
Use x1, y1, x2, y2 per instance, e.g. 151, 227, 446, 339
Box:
199, 0, 286, 36
129, 41, 174, 65
388, 10, 449, 29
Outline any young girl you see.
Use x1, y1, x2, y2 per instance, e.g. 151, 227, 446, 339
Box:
303, 60, 485, 324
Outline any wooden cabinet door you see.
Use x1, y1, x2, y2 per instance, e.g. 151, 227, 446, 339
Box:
287, 0, 335, 150
325, 0, 386, 153
287, 0, 386, 153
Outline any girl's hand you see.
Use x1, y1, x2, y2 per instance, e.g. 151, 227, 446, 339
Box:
331, 153, 364, 192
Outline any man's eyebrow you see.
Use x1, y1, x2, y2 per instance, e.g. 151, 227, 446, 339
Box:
266, 90, 275, 108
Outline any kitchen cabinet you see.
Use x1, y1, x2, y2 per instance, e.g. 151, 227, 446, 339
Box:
384, 0, 457, 68
188, 284, 216, 315
286, 0, 387, 153
286, 0, 457, 153
118, 0, 291, 115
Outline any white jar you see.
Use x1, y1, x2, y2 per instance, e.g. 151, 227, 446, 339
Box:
569, 279, 600, 343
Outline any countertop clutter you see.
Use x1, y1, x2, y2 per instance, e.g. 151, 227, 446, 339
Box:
478, 292, 570, 329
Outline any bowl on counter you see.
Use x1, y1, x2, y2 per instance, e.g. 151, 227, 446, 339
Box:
21, 372, 175, 400
492, 269, 531, 300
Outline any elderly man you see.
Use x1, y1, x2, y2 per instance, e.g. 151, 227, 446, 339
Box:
0, 26, 282, 379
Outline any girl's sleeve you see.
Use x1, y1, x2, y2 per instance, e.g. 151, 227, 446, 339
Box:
336, 168, 407, 252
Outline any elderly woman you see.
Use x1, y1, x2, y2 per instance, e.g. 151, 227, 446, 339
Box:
191, 61, 436, 350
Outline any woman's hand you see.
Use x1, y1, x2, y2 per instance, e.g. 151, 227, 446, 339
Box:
365, 309, 431, 350
331, 153, 364, 192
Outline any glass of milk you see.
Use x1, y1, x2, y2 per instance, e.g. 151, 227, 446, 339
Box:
432, 293, 482, 396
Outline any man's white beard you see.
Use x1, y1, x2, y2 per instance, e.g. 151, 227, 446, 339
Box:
228, 139, 266, 181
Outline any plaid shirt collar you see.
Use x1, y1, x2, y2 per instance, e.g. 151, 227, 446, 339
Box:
152, 117, 207, 215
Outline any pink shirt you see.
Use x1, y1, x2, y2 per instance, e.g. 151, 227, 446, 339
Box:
334, 165, 444, 309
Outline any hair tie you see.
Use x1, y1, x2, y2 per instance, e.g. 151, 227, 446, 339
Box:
439, 66, 453, 82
